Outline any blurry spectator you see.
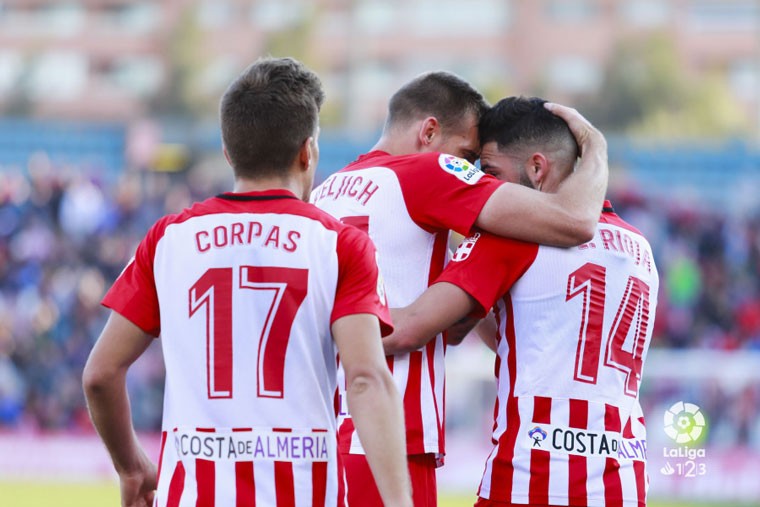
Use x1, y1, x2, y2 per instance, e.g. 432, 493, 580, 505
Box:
59, 176, 107, 240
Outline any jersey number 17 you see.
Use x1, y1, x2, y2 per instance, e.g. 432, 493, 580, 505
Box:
189, 266, 308, 400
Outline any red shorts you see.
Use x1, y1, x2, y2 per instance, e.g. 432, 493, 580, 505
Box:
342, 452, 437, 507
475, 499, 559, 507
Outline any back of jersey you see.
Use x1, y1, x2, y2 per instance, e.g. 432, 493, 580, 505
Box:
103, 191, 388, 506
312, 150, 502, 456
482, 207, 659, 507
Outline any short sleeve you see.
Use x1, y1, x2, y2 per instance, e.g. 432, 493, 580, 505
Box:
396, 153, 503, 235
436, 231, 539, 317
331, 225, 393, 336
101, 225, 162, 337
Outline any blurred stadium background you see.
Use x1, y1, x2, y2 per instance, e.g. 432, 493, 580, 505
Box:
0, 1, 759, 505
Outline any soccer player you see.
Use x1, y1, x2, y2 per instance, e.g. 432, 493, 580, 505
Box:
386, 96, 659, 507
83, 57, 412, 507
311, 73, 610, 506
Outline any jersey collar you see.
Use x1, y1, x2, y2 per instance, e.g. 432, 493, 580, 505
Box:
602, 200, 614, 213
216, 189, 300, 201
355, 150, 391, 162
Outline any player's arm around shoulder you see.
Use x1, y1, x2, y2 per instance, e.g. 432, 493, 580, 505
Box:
384, 283, 478, 355
332, 315, 412, 507
476, 103, 608, 247
83, 311, 157, 507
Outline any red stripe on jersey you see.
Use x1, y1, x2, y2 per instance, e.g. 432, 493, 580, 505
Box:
481, 294, 519, 501
528, 397, 551, 505
623, 416, 635, 439
194, 428, 215, 506
603, 459, 623, 507
634, 460, 646, 506
312, 461, 328, 507
428, 231, 448, 283
234, 427, 256, 505
338, 418, 355, 453
156, 431, 168, 487
403, 350, 424, 451
604, 404, 623, 507
274, 461, 296, 507
568, 399, 589, 505
235, 462, 255, 507
337, 446, 346, 507
532, 396, 552, 424
605, 404, 621, 432
196, 459, 215, 506
167, 462, 186, 507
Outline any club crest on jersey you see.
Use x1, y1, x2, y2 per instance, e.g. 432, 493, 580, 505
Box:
452, 233, 480, 262
438, 154, 484, 185
528, 426, 548, 448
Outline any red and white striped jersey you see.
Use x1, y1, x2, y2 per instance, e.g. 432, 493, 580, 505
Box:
102, 189, 391, 507
437, 202, 658, 507
311, 151, 502, 457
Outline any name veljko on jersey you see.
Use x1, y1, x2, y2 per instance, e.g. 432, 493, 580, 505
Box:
528, 425, 647, 462
174, 429, 330, 462
312, 174, 379, 206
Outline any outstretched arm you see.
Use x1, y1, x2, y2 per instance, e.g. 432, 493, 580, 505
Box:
476, 103, 607, 246
383, 282, 478, 355
83, 312, 157, 507
333, 314, 413, 507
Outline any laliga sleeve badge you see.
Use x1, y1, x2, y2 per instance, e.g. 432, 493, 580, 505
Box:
438, 154, 484, 185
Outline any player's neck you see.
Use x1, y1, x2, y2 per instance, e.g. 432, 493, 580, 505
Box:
232, 175, 306, 200
372, 129, 420, 156
371, 133, 418, 157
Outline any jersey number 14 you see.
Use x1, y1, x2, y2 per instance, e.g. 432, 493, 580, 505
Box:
566, 262, 651, 397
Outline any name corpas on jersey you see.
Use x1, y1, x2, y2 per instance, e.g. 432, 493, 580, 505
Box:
526, 424, 647, 462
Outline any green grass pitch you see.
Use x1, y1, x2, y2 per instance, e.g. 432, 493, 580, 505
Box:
0, 481, 752, 507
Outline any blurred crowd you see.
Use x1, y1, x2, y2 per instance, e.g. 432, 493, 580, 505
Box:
0, 158, 758, 449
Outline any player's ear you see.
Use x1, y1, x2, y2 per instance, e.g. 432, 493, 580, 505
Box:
528, 152, 550, 191
417, 117, 440, 149
222, 145, 233, 167
297, 136, 315, 173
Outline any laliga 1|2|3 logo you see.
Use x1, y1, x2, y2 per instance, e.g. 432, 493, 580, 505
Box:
659, 401, 708, 478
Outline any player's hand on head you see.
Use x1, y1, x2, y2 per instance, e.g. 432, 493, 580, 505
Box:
543, 102, 606, 155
